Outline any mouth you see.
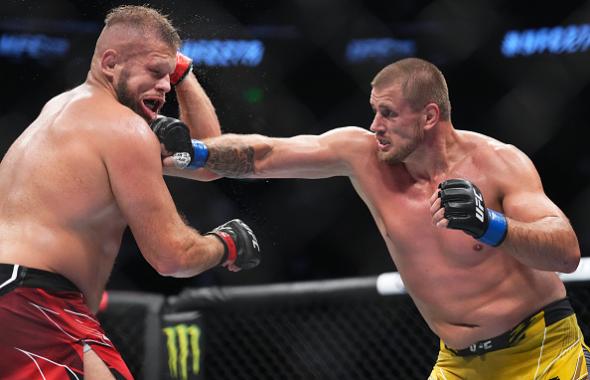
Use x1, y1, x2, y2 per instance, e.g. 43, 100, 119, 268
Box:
375, 135, 391, 151
141, 97, 165, 120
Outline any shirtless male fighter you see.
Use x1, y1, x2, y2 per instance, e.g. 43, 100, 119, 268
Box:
166, 57, 587, 379
0, 6, 259, 379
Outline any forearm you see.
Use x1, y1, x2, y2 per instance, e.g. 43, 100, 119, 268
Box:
172, 234, 226, 278
175, 73, 221, 139
148, 217, 261, 276
154, 233, 225, 278
502, 216, 580, 273
160, 132, 264, 180
203, 133, 271, 177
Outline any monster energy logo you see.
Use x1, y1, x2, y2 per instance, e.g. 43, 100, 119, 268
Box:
163, 324, 201, 380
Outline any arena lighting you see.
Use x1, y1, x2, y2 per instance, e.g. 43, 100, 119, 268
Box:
0, 33, 69, 60
501, 24, 590, 57
180, 39, 265, 67
0, 19, 100, 34
345, 37, 416, 64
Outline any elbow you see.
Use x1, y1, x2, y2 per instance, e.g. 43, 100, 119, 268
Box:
151, 255, 183, 277
560, 245, 581, 274
145, 233, 213, 278
252, 142, 274, 176
144, 239, 187, 277
562, 230, 582, 273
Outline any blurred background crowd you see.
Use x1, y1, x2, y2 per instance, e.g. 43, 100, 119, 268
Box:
2, 0, 589, 295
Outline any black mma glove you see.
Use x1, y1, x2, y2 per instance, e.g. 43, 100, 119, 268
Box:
207, 219, 261, 270
149, 116, 208, 169
438, 179, 508, 246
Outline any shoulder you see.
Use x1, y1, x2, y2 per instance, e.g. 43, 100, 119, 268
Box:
320, 126, 375, 151
316, 126, 376, 164
460, 131, 530, 165
111, 112, 155, 142
86, 95, 158, 147
321, 126, 373, 140
460, 130, 542, 191
108, 115, 160, 159
74, 93, 162, 162
56, 85, 156, 142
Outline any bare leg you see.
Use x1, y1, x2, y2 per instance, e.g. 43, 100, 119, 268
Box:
83, 345, 116, 380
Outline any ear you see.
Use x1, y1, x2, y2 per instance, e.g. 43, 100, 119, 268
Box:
423, 103, 440, 131
100, 49, 118, 80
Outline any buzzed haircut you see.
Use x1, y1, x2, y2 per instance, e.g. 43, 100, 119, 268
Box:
372, 58, 451, 121
104, 5, 181, 50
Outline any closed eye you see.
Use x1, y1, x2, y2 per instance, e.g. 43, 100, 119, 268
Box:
379, 107, 397, 118
151, 69, 164, 78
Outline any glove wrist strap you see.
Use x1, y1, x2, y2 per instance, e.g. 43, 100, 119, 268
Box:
173, 62, 192, 85
478, 209, 508, 247
171, 53, 193, 85
208, 231, 237, 267
188, 140, 209, 169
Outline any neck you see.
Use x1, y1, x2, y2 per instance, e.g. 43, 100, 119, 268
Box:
402, 121, 460, 183
85, 60, 117, 99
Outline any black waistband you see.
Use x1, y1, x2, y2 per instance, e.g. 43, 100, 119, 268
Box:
450, 298, 574, 357
0, 264, 79, 293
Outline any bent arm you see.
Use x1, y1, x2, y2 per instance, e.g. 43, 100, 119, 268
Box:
175, 72, 221, 139
105, 117, 224, 277
499, 148, 580, 273
166, 127, 371, 180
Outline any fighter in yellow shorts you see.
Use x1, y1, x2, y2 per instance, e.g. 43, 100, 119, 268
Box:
430, 298, 589, 380
163, 57, 588, 379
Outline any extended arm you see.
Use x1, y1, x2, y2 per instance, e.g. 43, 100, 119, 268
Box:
165, 127, 372, 180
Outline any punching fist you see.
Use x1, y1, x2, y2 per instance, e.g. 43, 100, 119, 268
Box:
437, 179, 508, 246
170, 52, 193, 86
207, 219, 261, 271
150, 116, 209, 169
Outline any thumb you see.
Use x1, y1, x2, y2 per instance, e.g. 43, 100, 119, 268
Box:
162, 156, 177, 167
163, 152, 192, 169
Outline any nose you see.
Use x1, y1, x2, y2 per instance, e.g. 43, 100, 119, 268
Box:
156, 74, 172, 93
369, 113, 384, 133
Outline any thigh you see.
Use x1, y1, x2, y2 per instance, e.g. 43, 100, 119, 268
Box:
84, 346, 117, 380
534, 315, 588, 380
430, 315, 589, 380
0, 289, 85, 378
0, 288, 133, 379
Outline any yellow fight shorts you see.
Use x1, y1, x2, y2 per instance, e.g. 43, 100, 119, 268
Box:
429, 298, 589, 380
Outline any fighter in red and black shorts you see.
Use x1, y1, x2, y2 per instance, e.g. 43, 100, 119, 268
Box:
0, 264, 133, 379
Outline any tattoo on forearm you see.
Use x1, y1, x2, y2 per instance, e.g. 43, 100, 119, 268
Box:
206, 142, 255, 177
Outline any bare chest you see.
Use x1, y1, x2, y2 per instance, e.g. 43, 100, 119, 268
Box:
351, 166, 498, 267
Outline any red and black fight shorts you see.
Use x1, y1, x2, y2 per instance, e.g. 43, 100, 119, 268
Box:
0, 264, 133, 379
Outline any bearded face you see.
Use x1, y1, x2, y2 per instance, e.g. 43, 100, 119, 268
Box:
115, 68, 140, 115
112, 48, 173, 122
376, 118, 424, 165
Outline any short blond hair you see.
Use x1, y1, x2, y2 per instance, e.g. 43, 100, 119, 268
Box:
104, 5, 180, 50
372, 58, 451, 121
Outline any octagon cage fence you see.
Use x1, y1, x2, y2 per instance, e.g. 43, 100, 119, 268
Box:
97, 258, 590, 380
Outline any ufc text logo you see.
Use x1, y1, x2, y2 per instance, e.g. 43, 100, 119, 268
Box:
469, 339, 492, 353
473, 188, 485, 223
241, 222, 260, 251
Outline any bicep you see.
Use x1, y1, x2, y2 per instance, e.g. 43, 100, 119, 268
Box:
104, 129, 185, 257
256, 128, 364, 179
500, 150, 566, 223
